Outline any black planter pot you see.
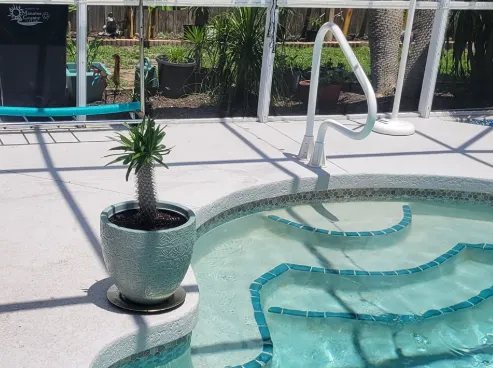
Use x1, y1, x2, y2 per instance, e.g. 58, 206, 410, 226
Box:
156, 55, 196, 98
306, 30, 318, 42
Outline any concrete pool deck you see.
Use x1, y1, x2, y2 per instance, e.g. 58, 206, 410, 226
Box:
1, 115, 493, 367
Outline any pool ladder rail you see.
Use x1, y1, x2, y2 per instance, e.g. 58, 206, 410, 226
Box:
298, 23, 377, 168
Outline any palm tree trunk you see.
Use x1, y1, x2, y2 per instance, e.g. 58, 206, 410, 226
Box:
368, 9, 404, 96
403, 9, 436, 99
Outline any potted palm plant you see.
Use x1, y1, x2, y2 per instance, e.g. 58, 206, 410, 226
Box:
100, 117, 196, 306
156, 47, 196, 98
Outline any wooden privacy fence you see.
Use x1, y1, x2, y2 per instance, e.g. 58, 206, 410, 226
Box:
72, 7, 368, 38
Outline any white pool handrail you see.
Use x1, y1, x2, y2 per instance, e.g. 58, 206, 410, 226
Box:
297, 23, 377, 167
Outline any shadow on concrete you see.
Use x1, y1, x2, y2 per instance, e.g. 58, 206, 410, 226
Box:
33, 128, 151, 352
0, 278, 119, 314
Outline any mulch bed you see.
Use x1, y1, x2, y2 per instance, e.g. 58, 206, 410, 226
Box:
89, 87, 490, 121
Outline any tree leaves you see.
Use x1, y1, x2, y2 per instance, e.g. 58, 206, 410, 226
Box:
105, 117, 172, 182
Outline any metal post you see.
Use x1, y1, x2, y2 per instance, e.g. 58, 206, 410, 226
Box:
372, 0, 416, 136
76, 0, 87, 122
418, 0, 450, 118
257, 0, 278, 123
139, 0, 145, 117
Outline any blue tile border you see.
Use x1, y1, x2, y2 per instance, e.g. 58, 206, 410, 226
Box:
267, 243, 493, 324
238, 243, 493, 368
108, 334, 191, 368
267, 205, 412, 237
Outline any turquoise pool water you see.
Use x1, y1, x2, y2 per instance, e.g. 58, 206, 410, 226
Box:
190, 199, 493, 367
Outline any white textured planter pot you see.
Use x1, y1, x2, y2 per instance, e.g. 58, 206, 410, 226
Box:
100, 200, 196, 305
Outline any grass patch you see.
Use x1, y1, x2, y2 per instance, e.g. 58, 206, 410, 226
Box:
66, 44, 462, 83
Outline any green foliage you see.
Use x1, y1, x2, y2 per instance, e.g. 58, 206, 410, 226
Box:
106, 117, 171, 223
277, 8, 295, 42
309, 14, 325, 30
67, 37, 103, 71
64, 43, 459, 94
319, 62, 354, 85
106, 117, 171, 181
166, 46, 191, 64
133, 64, 158, 108
183, 25, 207, 69
447, 9, 493, 99
205, 8, 266, 114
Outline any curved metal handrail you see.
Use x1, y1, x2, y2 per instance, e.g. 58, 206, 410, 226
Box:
298, 22, 377, 166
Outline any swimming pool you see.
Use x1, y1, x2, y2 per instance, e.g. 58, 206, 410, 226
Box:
190, 191, 493, 367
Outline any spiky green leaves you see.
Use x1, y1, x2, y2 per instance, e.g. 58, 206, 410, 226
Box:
105, 117, 171, 181
105, 117, 171, 224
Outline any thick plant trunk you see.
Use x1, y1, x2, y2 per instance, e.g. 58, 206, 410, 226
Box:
368, 9, 404, 96
403, 9, 436, 99
136, 163, 157, 223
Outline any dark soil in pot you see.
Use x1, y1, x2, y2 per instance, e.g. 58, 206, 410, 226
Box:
110, 209, 187, 231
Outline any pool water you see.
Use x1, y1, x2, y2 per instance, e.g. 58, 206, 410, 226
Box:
190, 200, 493, 367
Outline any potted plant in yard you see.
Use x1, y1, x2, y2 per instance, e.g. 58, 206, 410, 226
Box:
156, 47, 196, 98
66, 37, 110, 104
298, 62, 351, 107
306, 14, 324, 42
317, 64, 348, 106
101, 117, 196, 306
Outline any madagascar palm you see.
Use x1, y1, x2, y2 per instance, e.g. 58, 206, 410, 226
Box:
106, 118, 171, 223
368, 9, 404, 96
